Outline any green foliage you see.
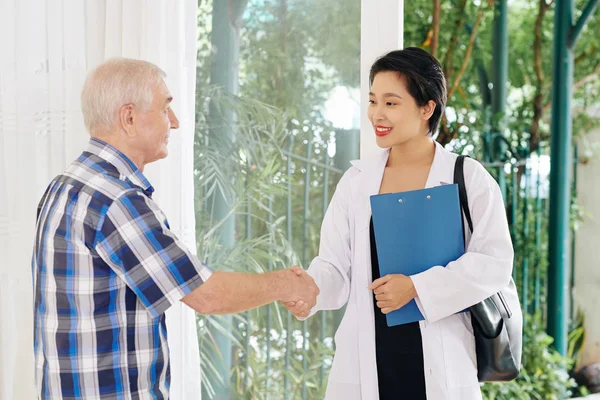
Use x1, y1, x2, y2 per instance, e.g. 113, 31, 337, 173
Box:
481, 315, 579, 400
193, 0, 600, 398
568, 310, 586, 365
405, 0, 600, 149
230, 330, 334, 399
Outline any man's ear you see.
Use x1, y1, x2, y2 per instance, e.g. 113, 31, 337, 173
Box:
119, 104, 137, 138
422, 100, 436, 121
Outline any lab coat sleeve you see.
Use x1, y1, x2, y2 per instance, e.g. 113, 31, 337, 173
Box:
411, 158, 514, 323
303, 171, 354, 318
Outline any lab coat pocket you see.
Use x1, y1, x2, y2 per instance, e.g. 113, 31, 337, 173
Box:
325, 382, 362, 400
329, 316, 360, 384
440, 314, 479, 388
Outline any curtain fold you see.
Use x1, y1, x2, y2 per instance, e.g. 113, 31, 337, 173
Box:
0, 1, 201, 399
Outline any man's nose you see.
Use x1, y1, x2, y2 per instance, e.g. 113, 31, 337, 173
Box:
169, 108, 179, 129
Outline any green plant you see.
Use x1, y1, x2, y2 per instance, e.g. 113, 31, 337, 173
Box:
481, 314, 579, 400
230, 332, 334, 399
568, 310, 591, 398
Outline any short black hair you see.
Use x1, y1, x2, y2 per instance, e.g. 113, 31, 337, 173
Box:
369, 47, 447, 135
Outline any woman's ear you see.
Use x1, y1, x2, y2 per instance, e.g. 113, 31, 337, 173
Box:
422, 100, 436, 121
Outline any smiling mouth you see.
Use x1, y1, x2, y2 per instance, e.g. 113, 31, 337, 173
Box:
375, 126, 392, 137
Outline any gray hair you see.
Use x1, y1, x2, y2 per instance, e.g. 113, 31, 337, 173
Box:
81, 58, 166, 134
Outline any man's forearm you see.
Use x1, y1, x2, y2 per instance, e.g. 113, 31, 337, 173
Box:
181, 270, 290, 314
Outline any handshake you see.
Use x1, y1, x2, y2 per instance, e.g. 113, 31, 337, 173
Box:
279, 266, 319, 318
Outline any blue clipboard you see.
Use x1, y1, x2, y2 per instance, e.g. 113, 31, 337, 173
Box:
370, 184, 465, 327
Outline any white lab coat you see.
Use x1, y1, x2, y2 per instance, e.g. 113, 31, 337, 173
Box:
305, 141, 514, 400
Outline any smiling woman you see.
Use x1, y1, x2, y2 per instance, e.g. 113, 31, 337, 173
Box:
284, 47, 515, 400
368, 48, 447, 143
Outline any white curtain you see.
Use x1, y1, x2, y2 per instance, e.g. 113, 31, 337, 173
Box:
0, 1, 201, 399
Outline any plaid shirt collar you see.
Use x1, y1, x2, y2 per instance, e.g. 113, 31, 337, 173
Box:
87, 138, 155, 196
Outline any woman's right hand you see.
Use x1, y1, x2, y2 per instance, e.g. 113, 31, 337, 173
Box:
282, 266, 315, 318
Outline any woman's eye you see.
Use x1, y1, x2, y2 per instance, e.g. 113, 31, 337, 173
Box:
386, 102, 395, 106
368, 100, 375, 104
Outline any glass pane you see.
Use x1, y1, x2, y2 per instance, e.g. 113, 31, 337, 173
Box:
194, 0, 360, 398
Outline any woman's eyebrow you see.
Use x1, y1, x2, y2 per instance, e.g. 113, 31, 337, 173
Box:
368, 92, 402, 99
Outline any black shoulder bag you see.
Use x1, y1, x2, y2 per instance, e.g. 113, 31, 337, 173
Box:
454, 155, 523, 382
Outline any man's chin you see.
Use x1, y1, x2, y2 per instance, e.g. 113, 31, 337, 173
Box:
148, 149, 168, 165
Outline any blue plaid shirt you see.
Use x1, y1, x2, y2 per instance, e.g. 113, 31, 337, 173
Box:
32, 138, 212, 399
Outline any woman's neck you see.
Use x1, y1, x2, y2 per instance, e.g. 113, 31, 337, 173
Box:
387, 135, 436, 168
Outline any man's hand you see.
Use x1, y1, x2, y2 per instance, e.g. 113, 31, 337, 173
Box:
281, 266, 318, 318
368, 274, 417, 314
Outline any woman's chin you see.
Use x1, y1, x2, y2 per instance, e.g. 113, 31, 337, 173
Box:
375, 134, 398, 148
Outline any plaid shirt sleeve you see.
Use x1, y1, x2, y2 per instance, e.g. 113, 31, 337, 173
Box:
95, 188, 212, 318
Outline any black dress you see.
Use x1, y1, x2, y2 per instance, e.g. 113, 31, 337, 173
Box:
370, 217, 427, 399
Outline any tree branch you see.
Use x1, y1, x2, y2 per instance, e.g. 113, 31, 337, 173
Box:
574, 62, 600, 90
447, 0, 493, 99
543, 62, 600, 113
442, 0, 468, 79
431, 0, 441, 57
436, 113, 455, 146
529, 0, 550, 154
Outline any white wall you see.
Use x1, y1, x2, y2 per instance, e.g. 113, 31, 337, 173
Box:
359, 0, 404, 159
574, 127, 600, 367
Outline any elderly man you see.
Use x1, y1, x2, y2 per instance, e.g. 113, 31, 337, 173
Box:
32, 58, 318, 399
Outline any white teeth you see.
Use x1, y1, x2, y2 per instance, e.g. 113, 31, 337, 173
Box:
376, 127, 391, 132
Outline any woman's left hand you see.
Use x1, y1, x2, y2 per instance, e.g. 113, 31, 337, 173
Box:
368, 274, 418, 314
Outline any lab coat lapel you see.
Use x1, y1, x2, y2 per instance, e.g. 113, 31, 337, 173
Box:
425, 140, 450, 189
348, 141, 453, 399
349, 148, 389, 399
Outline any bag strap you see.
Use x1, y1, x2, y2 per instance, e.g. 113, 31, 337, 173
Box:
454, 155, 473, 234
455, 155, 514, 320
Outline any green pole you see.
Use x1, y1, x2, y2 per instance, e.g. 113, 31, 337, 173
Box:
320, 148, 330, 387
491, 0, 508, 119
491, 0, 508, 199
511, 166, 518, 281
569, 0, 599, 47
284, 137, 294, 400
547, 0, 574, 356
204, 1, 248, 398
265, 196, 273, 396
534, 147, 542, 314
522, 165, 530, 313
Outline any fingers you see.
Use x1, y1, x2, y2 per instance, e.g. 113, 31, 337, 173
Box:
283, 300, 310, 317
290, 265, 304, 276
381, 302, 404, 314
284, 267, 318, 317
375, 293, 387, 301
296, 301, 310, 318
368, 274, 392, 290
376, 300, 393, 309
